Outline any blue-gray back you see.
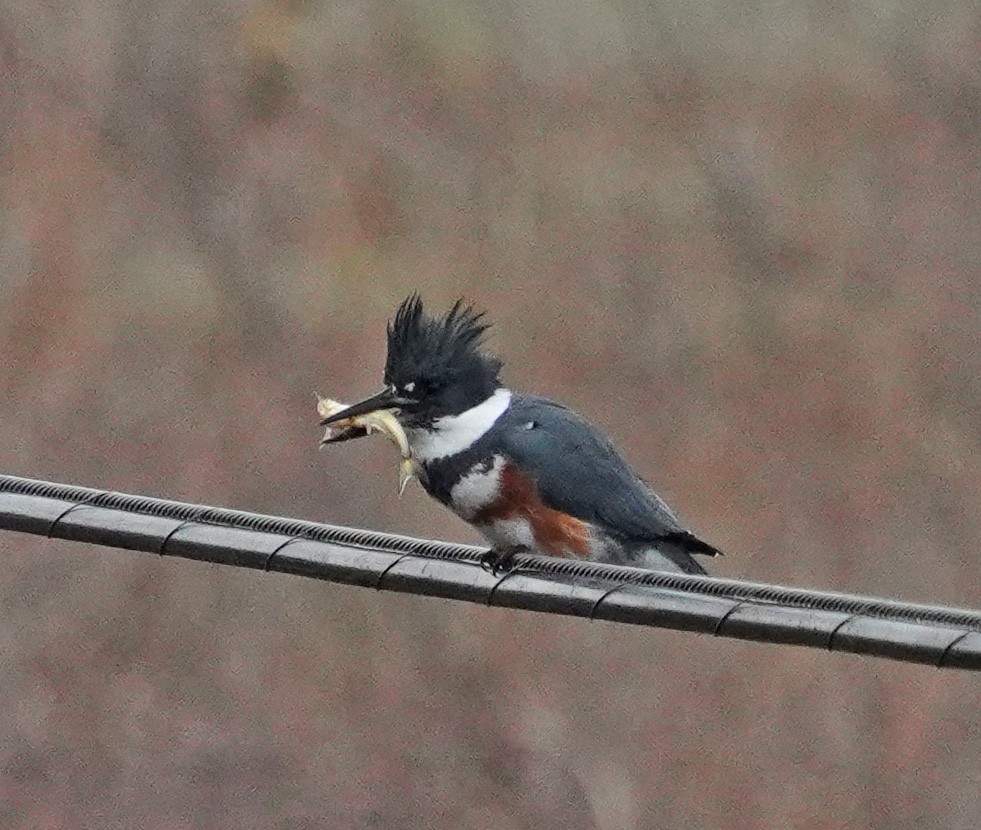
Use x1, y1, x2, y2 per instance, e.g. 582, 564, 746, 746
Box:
497, 395, 691, 542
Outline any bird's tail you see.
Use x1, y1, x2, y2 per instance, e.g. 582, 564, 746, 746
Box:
639, 542, 710, 575
658, 530, 723, 559
600, 537, 712, 575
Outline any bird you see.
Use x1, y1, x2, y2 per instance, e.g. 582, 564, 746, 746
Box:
320, 295, 722, 575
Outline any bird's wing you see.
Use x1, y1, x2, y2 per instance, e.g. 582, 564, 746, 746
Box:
499, 396, 719, 557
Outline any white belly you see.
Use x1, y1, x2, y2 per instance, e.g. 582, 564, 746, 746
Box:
474, 517, 537, 550
448, 455, 505, 521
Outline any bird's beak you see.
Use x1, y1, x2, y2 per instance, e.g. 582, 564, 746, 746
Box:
319, 425, 369, 445
318, 387, 408, 427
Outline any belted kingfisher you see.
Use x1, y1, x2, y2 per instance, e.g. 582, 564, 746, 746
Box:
321, 295, 722, 575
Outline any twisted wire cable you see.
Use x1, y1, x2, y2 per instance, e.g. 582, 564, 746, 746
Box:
1, 474, 977, 670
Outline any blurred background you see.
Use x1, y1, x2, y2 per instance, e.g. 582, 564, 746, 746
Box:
1, 2, 978, 828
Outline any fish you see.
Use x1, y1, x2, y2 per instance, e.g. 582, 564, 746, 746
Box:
316, 394, 418, 496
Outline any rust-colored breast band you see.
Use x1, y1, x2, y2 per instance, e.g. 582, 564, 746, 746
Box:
476, 462, 591, 557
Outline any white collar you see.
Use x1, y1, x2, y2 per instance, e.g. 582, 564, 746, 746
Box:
408, 388, 512, 462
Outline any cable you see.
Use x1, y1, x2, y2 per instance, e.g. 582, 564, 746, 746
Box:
1, 473, 978, 670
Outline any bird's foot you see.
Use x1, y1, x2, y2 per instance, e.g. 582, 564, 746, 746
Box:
479, 545, 525, 576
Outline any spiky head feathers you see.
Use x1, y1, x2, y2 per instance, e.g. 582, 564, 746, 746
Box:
384, 295, 502, 421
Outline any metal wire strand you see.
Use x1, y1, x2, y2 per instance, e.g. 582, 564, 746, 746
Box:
1, 473, 978, 670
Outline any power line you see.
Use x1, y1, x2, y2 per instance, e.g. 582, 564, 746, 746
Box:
1, 473, 978, 670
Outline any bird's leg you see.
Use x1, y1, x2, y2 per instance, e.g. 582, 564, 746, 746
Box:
479, 545, 526, 576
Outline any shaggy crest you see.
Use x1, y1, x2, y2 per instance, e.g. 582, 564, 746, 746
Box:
384, 295, 502, 394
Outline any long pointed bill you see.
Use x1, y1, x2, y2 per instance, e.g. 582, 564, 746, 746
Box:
318, 388, 403, 426
319, 425, 369, 445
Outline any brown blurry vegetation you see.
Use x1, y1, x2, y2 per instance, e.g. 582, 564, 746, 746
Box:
0, 2, 978, 828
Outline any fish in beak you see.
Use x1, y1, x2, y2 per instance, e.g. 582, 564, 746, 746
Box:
316, 393, 417, 496
318, 387, 405, 427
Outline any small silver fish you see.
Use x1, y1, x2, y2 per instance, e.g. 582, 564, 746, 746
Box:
316, 394, 417, 496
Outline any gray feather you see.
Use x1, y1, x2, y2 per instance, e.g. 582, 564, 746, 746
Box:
498, 395, 719, 565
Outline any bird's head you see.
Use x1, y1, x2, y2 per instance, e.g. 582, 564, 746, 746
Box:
320, 295, 503, 432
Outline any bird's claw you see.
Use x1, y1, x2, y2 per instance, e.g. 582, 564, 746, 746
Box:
479, 546, 523, 576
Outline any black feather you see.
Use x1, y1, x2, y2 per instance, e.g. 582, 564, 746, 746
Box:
384, 295, 502, 422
